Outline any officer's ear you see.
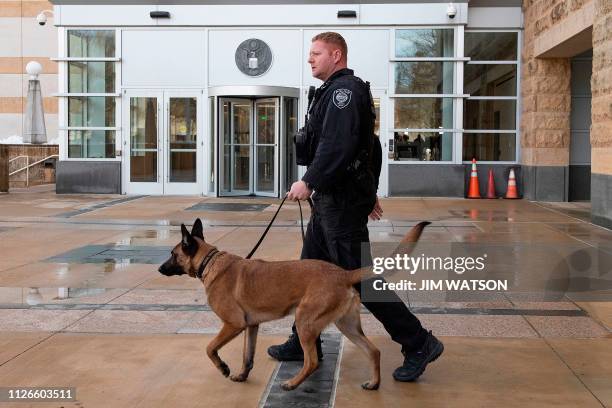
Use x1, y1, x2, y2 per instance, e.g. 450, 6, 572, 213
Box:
332, 48, 343, 64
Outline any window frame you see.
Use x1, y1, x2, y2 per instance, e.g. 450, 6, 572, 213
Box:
462, 29, 521, 164
388, 26, 462, 164
58, 28, 122, 161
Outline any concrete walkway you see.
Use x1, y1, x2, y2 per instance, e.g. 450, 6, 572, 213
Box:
0, 185, 610, 407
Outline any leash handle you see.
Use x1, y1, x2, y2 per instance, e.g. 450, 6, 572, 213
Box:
245, 195, 312, 259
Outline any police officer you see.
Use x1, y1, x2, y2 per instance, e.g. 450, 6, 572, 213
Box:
268, 32, 443, 382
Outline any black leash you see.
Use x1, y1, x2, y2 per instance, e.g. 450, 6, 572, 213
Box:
246, 195, 313, 259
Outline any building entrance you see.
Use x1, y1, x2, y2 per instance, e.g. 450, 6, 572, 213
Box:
123, 90, 202, 195
209, 86, 300, 198
219, 97, 278, 197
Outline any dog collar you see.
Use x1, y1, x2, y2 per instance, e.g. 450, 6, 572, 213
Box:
196, 248, 220, 279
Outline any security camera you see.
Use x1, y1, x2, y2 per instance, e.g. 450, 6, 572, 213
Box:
36, 12, 47, 25
447, 2, 457, 19
36, 10, 53, 26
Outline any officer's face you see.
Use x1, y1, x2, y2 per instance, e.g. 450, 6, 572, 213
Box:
308, 40, 342, 81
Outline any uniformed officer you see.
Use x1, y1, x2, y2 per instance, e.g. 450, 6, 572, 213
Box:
268, 32, 443, 382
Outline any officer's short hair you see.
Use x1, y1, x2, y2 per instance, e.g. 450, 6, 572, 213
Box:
312, 32, 348, 60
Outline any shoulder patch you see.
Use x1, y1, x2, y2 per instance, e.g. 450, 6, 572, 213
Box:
332, 88, 352, 109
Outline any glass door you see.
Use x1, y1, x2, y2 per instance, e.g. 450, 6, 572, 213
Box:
124, 90, 201, 195
164, 92, 201, 195
218, 97, 279, 196
254, 98, 278, 197
219, 98, 252, 196
125, 90, 163, 195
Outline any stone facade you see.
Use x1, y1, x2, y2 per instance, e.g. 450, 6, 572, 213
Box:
521, 0, 589, 166
522, 0, 612, 226
6, 144, 58, 188
521, 0, 600, 202
591, 0, 612, 169
590, 0, 612, 228
521, 0, 579, 201
0, 1, 58, 143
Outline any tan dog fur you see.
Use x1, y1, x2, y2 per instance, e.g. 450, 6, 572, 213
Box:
159, 218, 429, 391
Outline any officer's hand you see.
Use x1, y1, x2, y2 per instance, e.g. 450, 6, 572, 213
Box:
287, 181, 312, 201
369, 196, 383, 220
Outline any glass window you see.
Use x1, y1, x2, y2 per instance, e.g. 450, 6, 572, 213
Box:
69, 97, 115, 127
395, 29, 454, 58
395, 62, 453, 94
463, 133, 516, 161
464, 100, 516, 130
68, 130, 115, 158
68, 61, 115, 93
394, 98, 453, 129
393, 132, 452, 161
68, 30, 115, 58
169, 97, 197, 150
464, 64, 517, 97
464, 32, 517, 61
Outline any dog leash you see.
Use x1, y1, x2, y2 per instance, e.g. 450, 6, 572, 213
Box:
245, 195, 313, 259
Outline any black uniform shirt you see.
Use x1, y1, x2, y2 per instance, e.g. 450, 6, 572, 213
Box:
301, 68, 372, 192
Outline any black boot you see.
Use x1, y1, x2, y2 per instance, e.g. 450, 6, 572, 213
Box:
267, 330, 323, 362
393, 330, 444, 382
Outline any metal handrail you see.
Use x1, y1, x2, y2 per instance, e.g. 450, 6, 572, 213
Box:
9, 154, 58, 187
8, 155, 28, 164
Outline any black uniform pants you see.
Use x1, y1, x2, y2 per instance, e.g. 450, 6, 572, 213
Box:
297, 186, 427, 351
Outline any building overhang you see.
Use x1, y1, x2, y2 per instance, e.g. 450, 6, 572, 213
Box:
50, 0, 521, 5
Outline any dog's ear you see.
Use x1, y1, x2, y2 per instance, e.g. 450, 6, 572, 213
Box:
191, 218, 204, 240
181, 224, 194, 246
181, 224, 198, 256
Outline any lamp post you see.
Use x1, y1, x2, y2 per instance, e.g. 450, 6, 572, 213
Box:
23, 61, 47, 144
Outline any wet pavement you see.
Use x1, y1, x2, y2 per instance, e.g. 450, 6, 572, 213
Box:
0, 185, 610, 407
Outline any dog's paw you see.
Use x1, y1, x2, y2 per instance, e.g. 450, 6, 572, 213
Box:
361, 381, 380, 391
230, 373, 247, 382
219, 362, 230, 377
281, 381, 297, 391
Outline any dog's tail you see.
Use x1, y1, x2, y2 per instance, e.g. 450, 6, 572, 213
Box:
349, 221, 430, 285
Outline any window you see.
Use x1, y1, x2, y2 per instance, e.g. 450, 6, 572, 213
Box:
65, 30, 117, 159
395, 62, 454, 94
391, 28, 456, 161
463, 31, 519, 162
395, 29, 454, 58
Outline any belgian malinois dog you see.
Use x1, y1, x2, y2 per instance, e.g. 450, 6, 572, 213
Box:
159, 218, 429, 391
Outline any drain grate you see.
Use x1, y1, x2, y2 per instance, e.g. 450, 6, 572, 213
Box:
260, 333, 341, 408
186, 202, 270, 212
45, 245, 172, 264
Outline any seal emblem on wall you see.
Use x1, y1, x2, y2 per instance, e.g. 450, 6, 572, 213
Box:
235, 38, 273, 77
333, 89, 352, 109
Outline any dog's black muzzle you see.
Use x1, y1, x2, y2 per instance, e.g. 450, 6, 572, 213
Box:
158, 257, 186, 276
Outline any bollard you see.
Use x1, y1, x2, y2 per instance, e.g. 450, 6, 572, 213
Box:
0, 145, 8, 192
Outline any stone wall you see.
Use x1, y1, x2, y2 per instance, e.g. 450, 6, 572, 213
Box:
6, 144, 58, 188
590, 0, 612, 227
0, 1, 58, 143
521, 0, 593, 200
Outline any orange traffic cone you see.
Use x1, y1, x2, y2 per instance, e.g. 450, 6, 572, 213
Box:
467, 158, 481, 199
486, 169, 496, 199
505, 168, 519, 199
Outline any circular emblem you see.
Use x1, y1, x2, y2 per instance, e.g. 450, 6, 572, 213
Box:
235, 38, 273, 77
333, 89, 352, 109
